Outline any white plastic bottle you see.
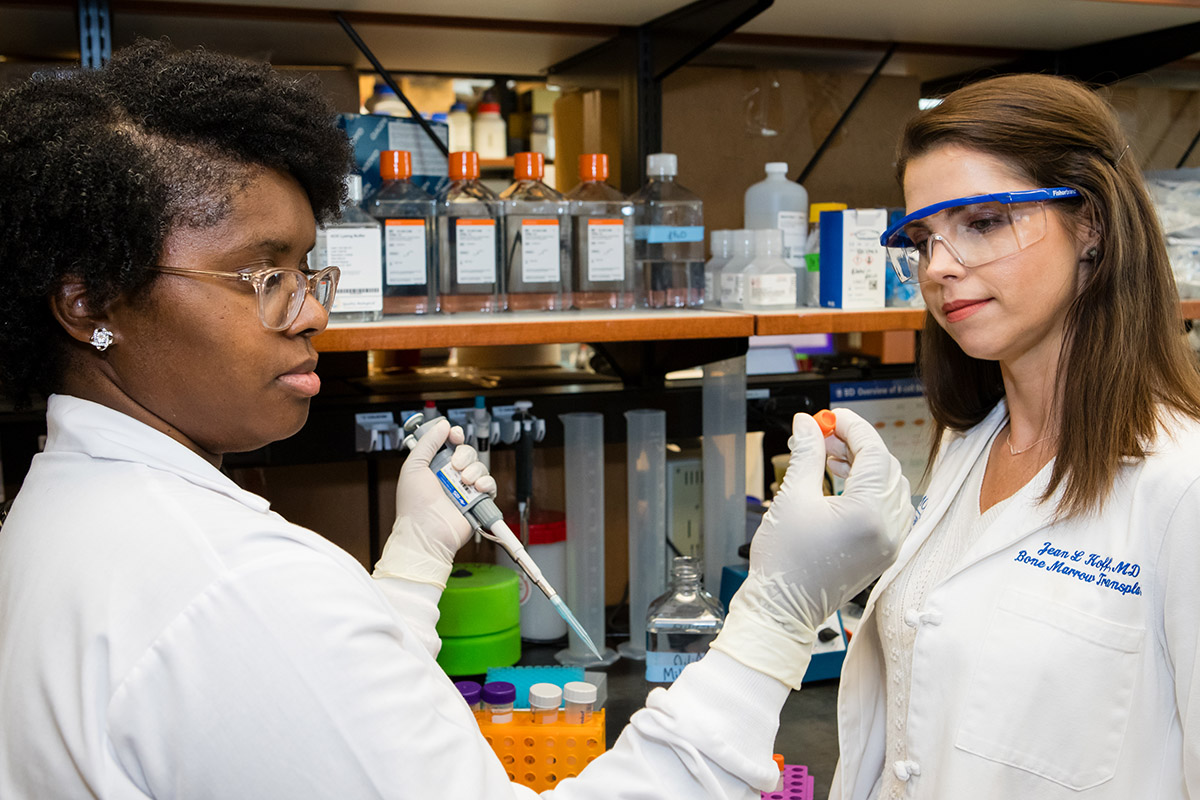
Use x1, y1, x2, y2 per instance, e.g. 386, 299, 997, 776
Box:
447, 101, 472, 153
744, 162, 808, 305
743, 229, 797, 311
366, 82, 408, 117
473, 102, 506, 160
566, 153, 635, 309
803, 202, 847, 308
718, 230, 755, 309
703, 230, 733, 306
437, 151, 503, 313
315, 174, 383, 322
631, 153, 705, 309
500, 151, 570, 311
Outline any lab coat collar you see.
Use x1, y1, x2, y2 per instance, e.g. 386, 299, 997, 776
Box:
44, 394, 271, 513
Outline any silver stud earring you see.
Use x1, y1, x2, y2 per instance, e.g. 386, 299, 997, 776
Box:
1088, 248, 1098, 259
89, 327, 114, 351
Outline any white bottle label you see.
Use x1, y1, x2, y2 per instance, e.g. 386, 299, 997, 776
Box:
326, 227, 382, 313
520, 219, 561, 284
455, 218, 497, 285
645, 650, 704, 683
384, 219, 427, 286
778, 211, 807, 269
586, 218, 625, 282
720, 271, 744, 306
748, 272, 797, 307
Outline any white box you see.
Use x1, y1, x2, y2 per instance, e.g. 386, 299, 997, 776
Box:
819, 208, 888, 309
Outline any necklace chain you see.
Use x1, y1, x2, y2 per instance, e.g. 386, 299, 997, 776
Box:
1006, 431, 1058, 456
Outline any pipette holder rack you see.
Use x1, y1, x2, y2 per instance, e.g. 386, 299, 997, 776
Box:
478, 709, 606, 791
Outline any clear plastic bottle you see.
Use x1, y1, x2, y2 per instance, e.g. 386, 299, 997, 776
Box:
315, 174, 383, 322
366, 150, 436, 315
631, 153, 705, 309
448, 101, 472, 153
437, 151, 503, 313
473, 101, 506, 160
481, 681, 515, 724
644, 556, 725, 684
743, 229, 797, 311
803, 202, 847, 308
562, 681, 596, 724
528, 683, 562, 725
703, 230, 733, 306
500, 151, 569, 311
744, 162, 808, 307
566, 153, 635, 310
718, 230, 755, 310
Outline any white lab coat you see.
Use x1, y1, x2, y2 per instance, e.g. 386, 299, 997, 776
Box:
0, 395, 789, 799
831, 400, 1200, 799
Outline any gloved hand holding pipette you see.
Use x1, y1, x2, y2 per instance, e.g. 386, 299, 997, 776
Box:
709, 408, 913, 689
373, 418, 497, 590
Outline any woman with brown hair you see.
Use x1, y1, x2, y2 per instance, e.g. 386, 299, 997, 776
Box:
831, 73, 1200, 798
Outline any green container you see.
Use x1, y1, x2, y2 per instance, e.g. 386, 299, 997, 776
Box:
435, 563, 522, 676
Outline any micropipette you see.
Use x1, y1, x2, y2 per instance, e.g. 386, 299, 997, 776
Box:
402, 413, 604, 662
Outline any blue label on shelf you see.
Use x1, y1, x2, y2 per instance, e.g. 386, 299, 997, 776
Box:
635, 225, 705, 244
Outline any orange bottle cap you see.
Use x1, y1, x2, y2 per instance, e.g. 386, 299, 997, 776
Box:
815, 409, 837, 437
514, 151, 544, 181
773, 754, 786, 771
380, 150, 412, 181
578, 153, 608, 182
450, 151, 480, 181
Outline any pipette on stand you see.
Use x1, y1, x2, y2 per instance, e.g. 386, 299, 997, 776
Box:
402, 413, 604, 662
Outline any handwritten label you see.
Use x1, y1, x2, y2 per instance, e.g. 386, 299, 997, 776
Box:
636, 225, 705, 244
519, 219, 561, 284
454, 218, 496, 285
383, 219, 427, 286
586, 218, 625, 282
1011, 541, 1143, 596
645, 650, 704, 683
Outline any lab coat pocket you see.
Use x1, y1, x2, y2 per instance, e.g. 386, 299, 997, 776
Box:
954, 589, 1143, 790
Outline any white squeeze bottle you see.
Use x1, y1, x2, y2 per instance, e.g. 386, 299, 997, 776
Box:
500, 151, 570, 311
703, 230, 732, 307
744, 162, 808, 306
316, 174, 383, 323
718, 229, 755, 309
743, 229, 797, 311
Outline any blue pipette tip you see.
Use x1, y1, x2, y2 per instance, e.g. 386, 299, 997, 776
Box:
550, 595, 603, 662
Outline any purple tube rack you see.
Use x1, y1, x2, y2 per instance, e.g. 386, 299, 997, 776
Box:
761, 764, 814, 800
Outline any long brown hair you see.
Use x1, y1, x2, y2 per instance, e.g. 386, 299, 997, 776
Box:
900, 74, 1200, 518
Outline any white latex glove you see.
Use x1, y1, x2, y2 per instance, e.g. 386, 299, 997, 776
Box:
709, 408, 912, 689
372, 418, 498, 590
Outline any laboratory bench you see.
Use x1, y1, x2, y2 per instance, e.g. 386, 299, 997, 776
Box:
492, 640, 843, 800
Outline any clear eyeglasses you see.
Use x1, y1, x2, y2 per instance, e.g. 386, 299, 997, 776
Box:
879, 188, 1081, 283
151, 265, 341, 331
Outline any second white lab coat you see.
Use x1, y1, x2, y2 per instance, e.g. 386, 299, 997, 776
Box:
831, 400, 1200, 799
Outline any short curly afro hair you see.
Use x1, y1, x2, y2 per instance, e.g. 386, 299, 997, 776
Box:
0, 39, 353, 407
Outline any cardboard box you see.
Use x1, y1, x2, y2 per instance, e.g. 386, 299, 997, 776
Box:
337, 113, 449, 199
819, 208, 888, 310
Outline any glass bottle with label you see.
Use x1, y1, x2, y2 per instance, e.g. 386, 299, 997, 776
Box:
645, 556, 724, 684
631, 153, 705, 309
500, 151, 569, 311
718, 230, 755, 310
743, 229, 797, 311
744, 162, 808, 308
437, 151, 503, 313
366, 150, 436, 315
314, 173, 382, 322
566, 153, 635, 310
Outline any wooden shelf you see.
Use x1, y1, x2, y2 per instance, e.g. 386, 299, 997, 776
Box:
313, 308, 754, 352
314, 301, 1200, 352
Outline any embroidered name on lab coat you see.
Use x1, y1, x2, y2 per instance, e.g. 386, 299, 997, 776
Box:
1011, 541, 1143, 596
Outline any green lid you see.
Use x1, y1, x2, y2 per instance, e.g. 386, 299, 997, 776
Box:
436, 563, 520, 638
436, 625, 522, 677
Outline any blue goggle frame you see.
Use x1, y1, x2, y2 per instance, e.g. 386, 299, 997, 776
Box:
880, 187, 1081, 248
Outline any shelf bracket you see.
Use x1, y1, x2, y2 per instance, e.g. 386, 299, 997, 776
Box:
332, 11, 450, 158
922, 20, 1200, 96
546, 0, 774, 192
77, 0, 111, 69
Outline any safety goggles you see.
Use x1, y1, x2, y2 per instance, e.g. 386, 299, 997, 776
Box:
880, 188, 1081, 283
151, 265, 341, 331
